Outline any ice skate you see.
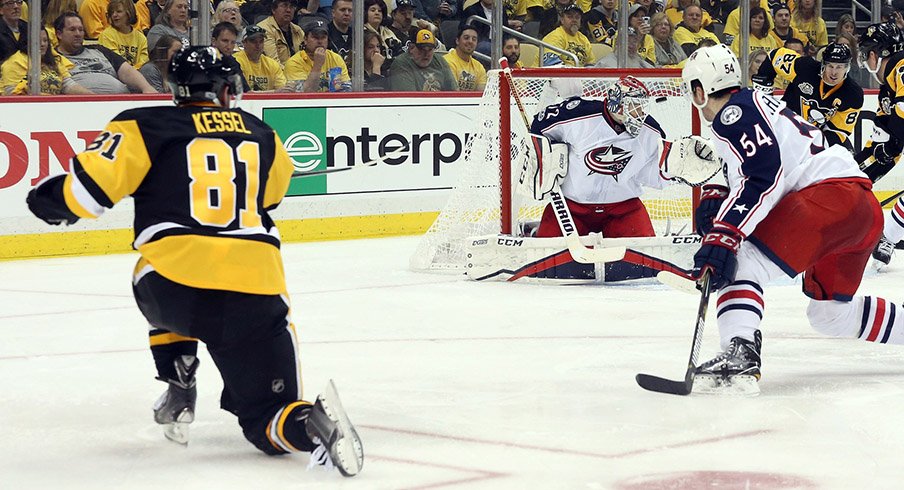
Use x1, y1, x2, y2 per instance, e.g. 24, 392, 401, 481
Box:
694, 331, 761, 396
873, 235, 894, 268
303, 380, 364, 477
153, 355, 198, 445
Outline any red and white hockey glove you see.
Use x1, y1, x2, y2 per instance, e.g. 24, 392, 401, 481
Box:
694, 184, 729, 236
693, 227, 741, 291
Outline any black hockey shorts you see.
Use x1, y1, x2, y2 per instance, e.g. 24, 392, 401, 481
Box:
133, 269, 305, 449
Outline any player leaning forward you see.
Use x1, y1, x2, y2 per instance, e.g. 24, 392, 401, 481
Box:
524, 77, 717, 274
682, 44, 902, 388
25, 46, 364, 476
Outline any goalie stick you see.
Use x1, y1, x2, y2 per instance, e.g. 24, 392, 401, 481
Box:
499, 58, 624, 264
291, 148, 407, 178
635, 271, 711, 395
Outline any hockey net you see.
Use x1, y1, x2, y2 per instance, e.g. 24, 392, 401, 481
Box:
410, 68, 700, 272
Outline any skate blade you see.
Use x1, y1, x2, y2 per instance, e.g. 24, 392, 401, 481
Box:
693, 374, 760, 396
320, 380, 364, 477
162, 410, 193, 446
163, 422, 190, 445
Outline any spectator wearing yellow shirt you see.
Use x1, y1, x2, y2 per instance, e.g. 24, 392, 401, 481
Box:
665, 0, 712, 31
1, 27, 92, 94
791, 0, 827, 51
673, 4, 718, 56
502, 34, 523, 68
443, 25, 486, 91
284, 20, 350, 92
98, 0, 149, 69
769, 3, 807, 47
722, 0, 770, 45
541, 2, 594, 66
235, 25, 287, 91
730, 6, 780, 58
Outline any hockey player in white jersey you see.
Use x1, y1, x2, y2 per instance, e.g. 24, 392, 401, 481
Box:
681, 44, 898, 392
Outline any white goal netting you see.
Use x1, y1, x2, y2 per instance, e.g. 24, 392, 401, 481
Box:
411, 68, 699, 272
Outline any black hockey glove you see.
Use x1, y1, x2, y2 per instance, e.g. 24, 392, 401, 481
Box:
862, 140, 902, 182
26, 175, 80, 226
693, 227, 740, 292
694, 184, 729, 236
874, 139, 902, 167
750, 74, 774, 95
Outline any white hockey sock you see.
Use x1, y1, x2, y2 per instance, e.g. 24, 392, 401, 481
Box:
883, 198, 904, 243
716, 280, 765, 350
859, 296, 904, 344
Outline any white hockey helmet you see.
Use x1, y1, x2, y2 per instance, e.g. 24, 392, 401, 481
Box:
681, 44, 742, 109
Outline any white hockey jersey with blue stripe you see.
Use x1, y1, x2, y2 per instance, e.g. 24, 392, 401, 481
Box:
530, 97, 670, 205
710, 89, 867, 238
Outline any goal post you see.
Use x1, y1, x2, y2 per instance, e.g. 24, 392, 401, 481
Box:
411, 67, 702, 273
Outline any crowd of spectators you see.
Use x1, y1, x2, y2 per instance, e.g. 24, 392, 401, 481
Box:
0, 0, 898, 95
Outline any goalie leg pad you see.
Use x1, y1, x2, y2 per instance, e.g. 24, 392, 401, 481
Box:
466, 235, 596, 283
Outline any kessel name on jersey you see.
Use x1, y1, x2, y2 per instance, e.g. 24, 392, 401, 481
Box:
584, 145, 632, 180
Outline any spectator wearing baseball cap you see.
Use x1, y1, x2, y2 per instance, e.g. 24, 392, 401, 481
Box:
257, 0, 304, 66
389, 28, 457, 91
285, 19, 351, 92
389, 0, 441, 49
235, 25, 287, 92
541, 3, 595, 66
770, 3, 807, 47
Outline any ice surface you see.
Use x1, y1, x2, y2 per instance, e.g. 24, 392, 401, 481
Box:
3, 236, 904, 489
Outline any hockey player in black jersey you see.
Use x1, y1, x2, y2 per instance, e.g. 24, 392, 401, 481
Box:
858, 22, 904, 265
752, 42, 863, 151
25, 46, 364, 476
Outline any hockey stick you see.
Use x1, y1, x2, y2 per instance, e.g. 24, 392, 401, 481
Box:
881, 189, 904, 207
635, 270, 711, 395
499, 57, 625, 264
291, 148, 407, 178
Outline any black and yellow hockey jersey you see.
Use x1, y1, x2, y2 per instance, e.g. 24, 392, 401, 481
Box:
876, 50, 904, 143
757, 47, 864, 149
57, 104, 294, 295
582, 7, 617, 44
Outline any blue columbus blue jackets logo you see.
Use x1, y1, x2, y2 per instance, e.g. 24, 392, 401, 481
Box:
585, 145, 632, 180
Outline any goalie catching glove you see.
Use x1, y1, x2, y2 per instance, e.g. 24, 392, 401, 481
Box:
658, 135, 720, 187
519, 133, 568, 200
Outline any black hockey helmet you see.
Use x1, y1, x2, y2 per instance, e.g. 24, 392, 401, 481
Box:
860, 21, 904, 60
168, 46, 243, 106
821, 42, 852, 65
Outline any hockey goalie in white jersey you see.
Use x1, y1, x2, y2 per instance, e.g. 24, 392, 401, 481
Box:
680, 44, 904, 393
530, 76, 676, 239
471, 75, 719, 282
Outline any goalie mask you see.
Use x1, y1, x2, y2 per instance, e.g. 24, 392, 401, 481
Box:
169, 46, 244, 107
605, 76, 651, 137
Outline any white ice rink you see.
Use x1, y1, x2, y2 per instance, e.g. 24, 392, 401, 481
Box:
3, 236, 904, 489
